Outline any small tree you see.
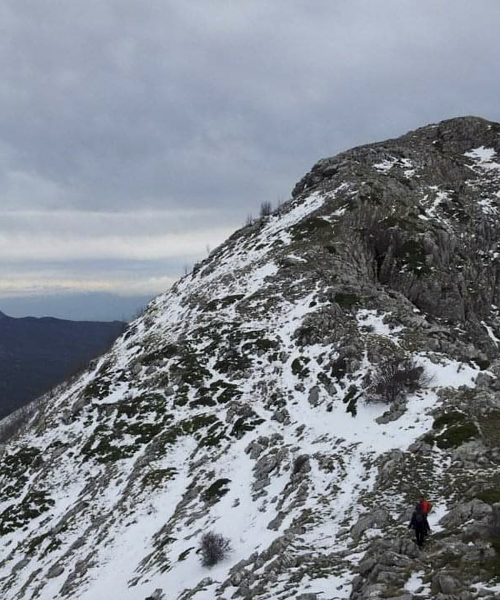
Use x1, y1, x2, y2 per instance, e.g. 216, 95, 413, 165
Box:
367, 356, 429, 404
199, 531, 231, 567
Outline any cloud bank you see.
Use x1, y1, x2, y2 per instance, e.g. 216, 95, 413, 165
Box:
1, 0, 499, 308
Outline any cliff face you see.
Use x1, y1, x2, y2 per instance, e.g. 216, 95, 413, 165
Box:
1, 117, 500, 600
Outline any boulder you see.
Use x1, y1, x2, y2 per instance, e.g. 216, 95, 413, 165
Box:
433, 572, 462, 594
351, 508, 390, 540
440, 499, 492, 528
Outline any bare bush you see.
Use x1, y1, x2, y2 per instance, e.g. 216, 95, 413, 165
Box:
245, 214, 254, 226
199, 531, 231, 567
259, 201, 272, 218
367, 356, 430, 404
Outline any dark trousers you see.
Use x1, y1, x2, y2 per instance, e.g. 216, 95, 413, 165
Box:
415, 527, 425, 547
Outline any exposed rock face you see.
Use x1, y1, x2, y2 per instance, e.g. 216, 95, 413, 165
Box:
1, 116, 500, 599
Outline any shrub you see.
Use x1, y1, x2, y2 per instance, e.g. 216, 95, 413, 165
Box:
199, 531, 231, 567
367, 356, 430, 404
259, 201, 272, 218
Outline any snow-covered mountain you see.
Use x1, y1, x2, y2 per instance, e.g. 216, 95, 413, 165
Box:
2, 116, 500, 600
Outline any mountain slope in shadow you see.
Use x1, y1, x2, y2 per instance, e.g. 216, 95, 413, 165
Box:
0, 311, 126, 418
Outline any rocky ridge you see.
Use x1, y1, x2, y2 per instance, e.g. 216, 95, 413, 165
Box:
0, 117, 500, 599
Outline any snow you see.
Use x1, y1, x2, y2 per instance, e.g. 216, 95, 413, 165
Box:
356, 309, 403, 338
373, 156, 416, 177
481, 320, 500, 346
428, 501, 448, 533
404, 570, 431, 595
472, 581, 500, 594
417, 355, 478, 388
0, 174, 494, 600
373, 158, 398, 172
418, 189, 453, 226
465, 146, 500, 173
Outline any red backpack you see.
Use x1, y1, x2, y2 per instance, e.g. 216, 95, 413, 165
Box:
419, 499, 432, 515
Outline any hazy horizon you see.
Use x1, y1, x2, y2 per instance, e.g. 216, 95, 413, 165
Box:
0, 292, 154, 322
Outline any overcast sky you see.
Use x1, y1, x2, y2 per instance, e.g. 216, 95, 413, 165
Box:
1, 1, 500, 319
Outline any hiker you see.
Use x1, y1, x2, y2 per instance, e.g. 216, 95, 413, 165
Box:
409, 503, 431, 548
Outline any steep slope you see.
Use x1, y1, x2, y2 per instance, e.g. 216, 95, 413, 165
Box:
1, 116, 500, 600
0, 313, 126, 418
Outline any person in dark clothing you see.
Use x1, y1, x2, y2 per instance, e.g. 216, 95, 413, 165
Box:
409, 504, 431, 547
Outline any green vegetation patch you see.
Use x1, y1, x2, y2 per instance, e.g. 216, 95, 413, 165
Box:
189, 388, 217, 409
432, 411, 467, 430
476, 489, 500, 505
142, 468, 178, 489
0, 447, 42, 502
478, 411, 500, 446
0, 490, 55, 536
214, 381, 242, 404
1, 446, 40, 479
202, 478, 231, 503
475, 358, 491, 371
192, 380, 242, 408
81, 426, 137, 463
330, 356, 348, 380
115, 393, 169, 418
82, 377, 112, 401
206, 294, 244, 311
160, 413, 226, 449
435, 421, 479, 449
230, 414, 265, 438
214, 350, 252, 374
81, 397, 174, 463
291, 216, 331, 241
241, 335, 278, 354
335, 292, 360, 309
440, 192, 469, 224
171, 345, 211, 386
141, 343, 179, 365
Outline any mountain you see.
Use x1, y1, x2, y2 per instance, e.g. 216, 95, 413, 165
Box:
1, 116, 500, 600
0, 313, 126, 418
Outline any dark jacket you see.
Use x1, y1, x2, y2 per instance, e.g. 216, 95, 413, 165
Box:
409, 510, 430, 533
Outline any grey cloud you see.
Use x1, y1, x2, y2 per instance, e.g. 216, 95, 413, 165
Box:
1, 0, 500, 312
2, 0, 498, 213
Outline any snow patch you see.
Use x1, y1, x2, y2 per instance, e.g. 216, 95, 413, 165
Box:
404, 570, 431, 594
465, 146, 500, 171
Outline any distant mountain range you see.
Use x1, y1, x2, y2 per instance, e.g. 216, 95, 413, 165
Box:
0, 310, 126, 418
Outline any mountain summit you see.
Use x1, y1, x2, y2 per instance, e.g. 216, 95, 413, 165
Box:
1, 116, 500, 600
